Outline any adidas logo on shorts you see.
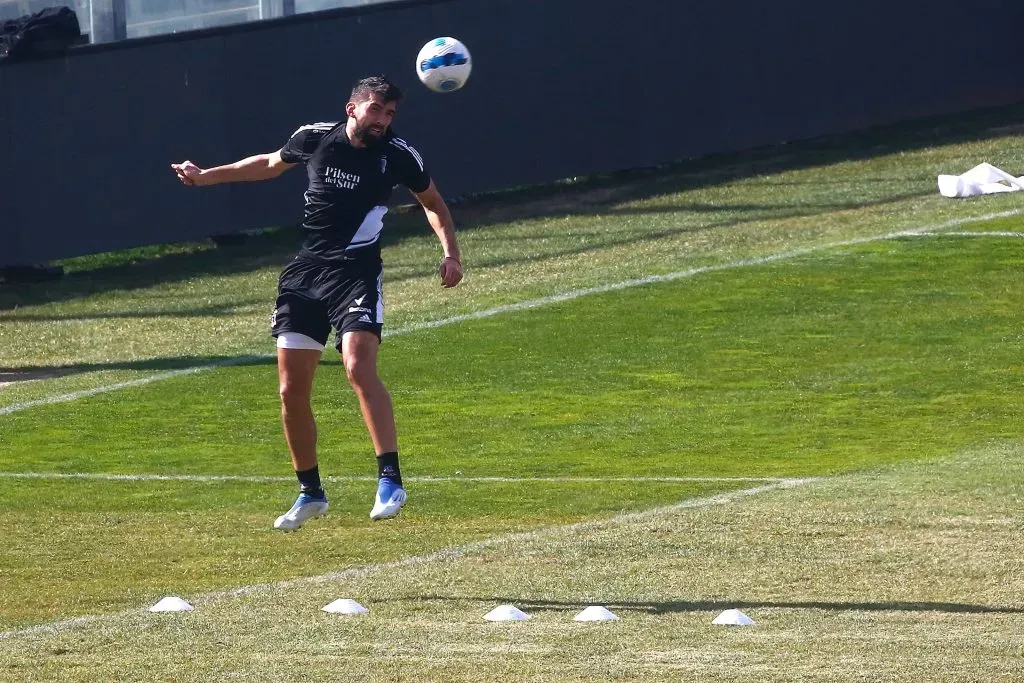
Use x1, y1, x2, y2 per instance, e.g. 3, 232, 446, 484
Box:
358, 314, 372, 323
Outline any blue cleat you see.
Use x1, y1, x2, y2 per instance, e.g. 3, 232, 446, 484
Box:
370, 477, 406, 520
274, 491, 329, 531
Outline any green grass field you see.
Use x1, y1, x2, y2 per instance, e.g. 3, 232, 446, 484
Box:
1, 106, 1023, 681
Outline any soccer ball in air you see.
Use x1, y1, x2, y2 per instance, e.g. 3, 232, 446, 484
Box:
415, 37, 472, 93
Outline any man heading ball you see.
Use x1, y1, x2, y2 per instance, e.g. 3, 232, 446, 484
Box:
171, 75, 463, 530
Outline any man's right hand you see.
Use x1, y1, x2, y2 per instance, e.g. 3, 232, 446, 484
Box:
170, 160, 207, 187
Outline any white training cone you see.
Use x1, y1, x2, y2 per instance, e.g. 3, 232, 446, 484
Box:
148, 596, 193, 612
574, 606, 620, 622
321, 599, 369, 615
483, 605, 530, 621
712, 608, 755, 626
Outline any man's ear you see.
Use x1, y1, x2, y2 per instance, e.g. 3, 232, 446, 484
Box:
345, 101, 357, 118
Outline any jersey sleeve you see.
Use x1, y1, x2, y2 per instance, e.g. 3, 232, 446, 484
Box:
279, 123, 334, 164
388, 137, 431, 193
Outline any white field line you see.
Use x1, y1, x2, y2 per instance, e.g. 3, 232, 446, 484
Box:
1, 207, 1020, 418
0, 472, 784, 484
913, 230, 1024, 238
0, 476, 817, 641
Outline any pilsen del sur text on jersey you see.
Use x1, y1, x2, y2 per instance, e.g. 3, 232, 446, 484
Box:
324, 166, 360, 189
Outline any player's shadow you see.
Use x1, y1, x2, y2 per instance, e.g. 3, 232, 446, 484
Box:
470, 596, 1024, 616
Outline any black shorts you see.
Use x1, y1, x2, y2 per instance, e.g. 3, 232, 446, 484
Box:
270, 256, 384, 348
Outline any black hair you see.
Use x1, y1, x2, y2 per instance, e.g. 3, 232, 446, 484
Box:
350, 75, 403, 104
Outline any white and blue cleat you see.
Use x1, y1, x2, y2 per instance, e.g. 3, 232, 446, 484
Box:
370, 477, 406, 521
274, 491, 329, 531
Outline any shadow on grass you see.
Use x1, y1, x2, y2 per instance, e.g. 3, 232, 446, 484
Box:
0, 354, 273, 383
451, 190, 931, 272
0, 234, 298, 313
2, 100, 1023, 310
0, 186, 934, 318
0, 299, 268, 322
471, 596, 1024, 616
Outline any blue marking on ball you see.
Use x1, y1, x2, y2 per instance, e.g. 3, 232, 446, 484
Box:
434, 38, 446, 46
419, 52, 468, 71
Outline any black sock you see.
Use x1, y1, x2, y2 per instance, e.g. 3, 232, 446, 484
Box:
296, 465, 324, 497
376, 452, 402, 487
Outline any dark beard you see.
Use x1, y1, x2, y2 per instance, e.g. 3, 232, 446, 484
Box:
353, 123, 386, 146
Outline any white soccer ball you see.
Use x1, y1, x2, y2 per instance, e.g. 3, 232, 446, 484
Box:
415, 37, 472, 93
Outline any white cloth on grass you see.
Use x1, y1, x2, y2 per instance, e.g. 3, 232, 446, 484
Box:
937, 162, 1024, 198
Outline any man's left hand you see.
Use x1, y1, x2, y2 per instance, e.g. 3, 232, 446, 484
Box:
439, 256, 463, 288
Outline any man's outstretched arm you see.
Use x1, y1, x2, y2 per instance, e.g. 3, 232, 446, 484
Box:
171, 150, 295, 187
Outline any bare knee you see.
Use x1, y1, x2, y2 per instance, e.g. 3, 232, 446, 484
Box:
279, 379, 312, 412
343, 354, 378, 391
341, 331, 385, 394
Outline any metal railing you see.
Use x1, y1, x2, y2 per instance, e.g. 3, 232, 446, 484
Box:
0, 0, 395, 43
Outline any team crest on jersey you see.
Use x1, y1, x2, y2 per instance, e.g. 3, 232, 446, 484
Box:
380, 156, 388, 174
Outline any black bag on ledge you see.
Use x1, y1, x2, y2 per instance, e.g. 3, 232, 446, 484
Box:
0, 6, 82, 62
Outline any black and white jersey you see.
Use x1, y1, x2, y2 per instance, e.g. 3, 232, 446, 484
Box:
279, 121, 431, 264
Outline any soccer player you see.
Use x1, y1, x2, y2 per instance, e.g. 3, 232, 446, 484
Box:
170, 75, 463, 530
